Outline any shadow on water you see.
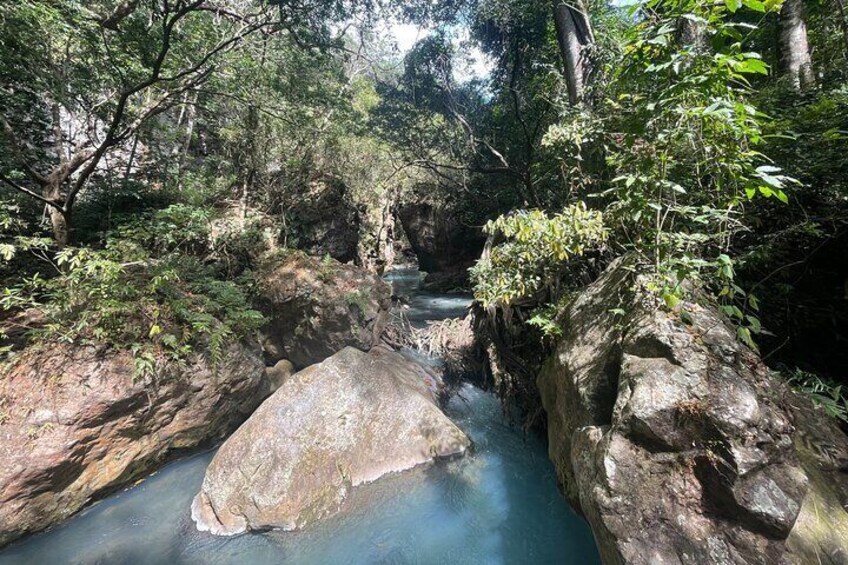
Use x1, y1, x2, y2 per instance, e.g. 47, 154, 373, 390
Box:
0, 270, 600, 565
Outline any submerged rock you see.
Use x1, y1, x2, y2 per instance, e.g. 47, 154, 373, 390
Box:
0, 342, 270, 548
538, 256, 848, 564
191, 346, 470, 536
257, 252, 392, 368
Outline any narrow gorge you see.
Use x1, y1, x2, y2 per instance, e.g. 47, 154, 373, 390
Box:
2, 0, 848, 563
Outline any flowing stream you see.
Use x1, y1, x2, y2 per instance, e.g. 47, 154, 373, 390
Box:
0, 270, 600, 565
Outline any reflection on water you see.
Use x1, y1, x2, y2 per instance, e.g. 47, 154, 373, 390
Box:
0, 269, 600, 565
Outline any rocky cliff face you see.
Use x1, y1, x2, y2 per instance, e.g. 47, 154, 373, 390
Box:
286, 176, 360, 263
191, 346, 470, 535
538, 257, 848, 564
257, 251, 392, 368
397, 202, 485, 290
0, 342, 270, 548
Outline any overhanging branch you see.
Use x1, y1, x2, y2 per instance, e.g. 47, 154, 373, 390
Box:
0, 174, 62, 211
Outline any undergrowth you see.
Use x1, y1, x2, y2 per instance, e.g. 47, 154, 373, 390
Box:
1, 204, 266, 379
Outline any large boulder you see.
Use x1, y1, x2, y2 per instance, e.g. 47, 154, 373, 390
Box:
286, 175, 360, 263
397, 201, 485, 288
0, 342, 270, 548
191, 346, 470, 535
257, 252, 392, 368
538, 256, 848, 564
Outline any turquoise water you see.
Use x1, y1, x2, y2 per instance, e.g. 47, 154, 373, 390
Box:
385, 269, 472, 327
0, 271, 601, 565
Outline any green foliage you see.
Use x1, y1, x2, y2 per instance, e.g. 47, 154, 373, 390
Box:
1, 0, 845, 393
526, 294, 579, 339
344, 289, 371, 315
471, 203, 608, 308
0, 199, 26, 262
2, 205, 265, 377
546, 0, 794, 346
785, 369, 848, 424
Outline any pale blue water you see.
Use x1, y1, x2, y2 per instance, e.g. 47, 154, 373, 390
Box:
385, 269, 472, 327
0, 271, 601, 565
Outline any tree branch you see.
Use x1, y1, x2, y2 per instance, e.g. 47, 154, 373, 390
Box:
0, 174, 61, 210
67, 0, 206, 207
98, 0, 140, 30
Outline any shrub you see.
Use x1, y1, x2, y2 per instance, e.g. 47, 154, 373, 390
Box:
785, 369, 848, 424
471, 203, 608, 309
1, 204, 265, 378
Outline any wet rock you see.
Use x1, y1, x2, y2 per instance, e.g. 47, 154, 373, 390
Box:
257, 251, 392, 368
420, 269, 472, 293
538, 255, 848, 564
191, 346, 470, 535
262, 359, 294, 393
0, 342, 269, 548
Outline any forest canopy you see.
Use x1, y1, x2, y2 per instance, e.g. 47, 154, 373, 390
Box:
1, 0, 847, 406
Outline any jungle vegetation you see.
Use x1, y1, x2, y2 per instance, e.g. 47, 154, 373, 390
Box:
1, 0, 846, 417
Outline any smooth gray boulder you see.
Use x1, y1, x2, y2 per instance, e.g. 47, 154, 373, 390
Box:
191, 346, 470, 536
538, 256, 848, 564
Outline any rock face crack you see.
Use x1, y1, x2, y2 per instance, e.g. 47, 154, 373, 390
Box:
537, 255, 848, 564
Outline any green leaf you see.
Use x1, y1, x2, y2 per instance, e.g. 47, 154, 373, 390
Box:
742, 0, 766, 12
735, 58, 768, 75
737, 326, 756, 349
663, 293, 681, 309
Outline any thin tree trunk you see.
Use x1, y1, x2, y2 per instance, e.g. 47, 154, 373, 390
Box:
779, 0, 816, 91
552, 0, 594, 105
676, 14, 705, 50
47, 103, 71, 246
176, 91, 198, 190
124, 132, 139, 187
44, 177, 70, 247
835, 0, 848, 60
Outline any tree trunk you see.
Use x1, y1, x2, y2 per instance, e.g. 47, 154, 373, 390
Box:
552, 0, 594, 105
176, 91, 198, 190
47, 103, 71, 246
779, 0, 816, 91
43, 179, 70, 247
676, 14, 705, 51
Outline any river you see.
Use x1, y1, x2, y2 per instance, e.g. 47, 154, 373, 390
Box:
0, 270, 600, 565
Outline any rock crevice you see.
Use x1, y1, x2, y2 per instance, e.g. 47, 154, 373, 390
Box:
538, 256, 848, 564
